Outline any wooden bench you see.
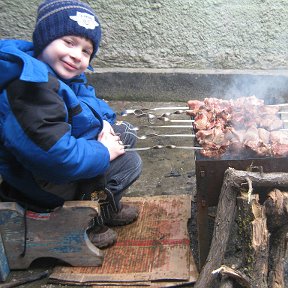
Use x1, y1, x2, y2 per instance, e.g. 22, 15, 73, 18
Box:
0, 201, 104, 281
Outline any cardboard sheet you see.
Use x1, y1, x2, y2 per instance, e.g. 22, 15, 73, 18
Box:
49, 195, 198, 286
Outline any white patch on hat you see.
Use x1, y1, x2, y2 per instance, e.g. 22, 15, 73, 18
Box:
69, 12, 99, 29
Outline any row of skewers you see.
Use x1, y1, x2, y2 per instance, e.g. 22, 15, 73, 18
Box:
119, 106, 198, 151
119, 97, 288, 153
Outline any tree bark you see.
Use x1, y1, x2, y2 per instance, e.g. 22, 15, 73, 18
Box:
216, 265, 251, 287
264, 190, 288, 288
237, 193, 269, 288
194, 168, 241, 288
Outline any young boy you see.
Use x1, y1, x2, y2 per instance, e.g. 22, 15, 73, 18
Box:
0, 0, 142, 248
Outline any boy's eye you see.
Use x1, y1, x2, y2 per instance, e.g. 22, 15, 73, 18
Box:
63, 38, 74, 46
83, 49, 92, 57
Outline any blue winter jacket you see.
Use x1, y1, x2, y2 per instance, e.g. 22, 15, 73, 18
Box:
0, 39, 116, 208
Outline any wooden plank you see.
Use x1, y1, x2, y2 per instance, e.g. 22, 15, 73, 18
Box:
0, 233, 10, 282
0, 201, 103, 269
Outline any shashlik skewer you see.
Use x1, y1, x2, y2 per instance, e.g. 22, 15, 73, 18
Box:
115, 121, 193, 132
125, 145, 202, 152
121, 106, 189, 116
121, 110, 189, 121
122, 104, 288, 116
157, 118, 194, 123
124, 131, 195, 140
147, 115, 194, 124
268, 103, 288, 107
138, 125, 193, 129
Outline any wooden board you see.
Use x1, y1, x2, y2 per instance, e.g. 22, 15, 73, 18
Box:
0, 233, 10, 282
0, 201, 103, 269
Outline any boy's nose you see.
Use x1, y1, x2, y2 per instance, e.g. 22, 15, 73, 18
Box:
70, 48, 82, 61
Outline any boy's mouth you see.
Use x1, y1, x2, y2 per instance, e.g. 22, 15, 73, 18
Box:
62, 60, 78, 71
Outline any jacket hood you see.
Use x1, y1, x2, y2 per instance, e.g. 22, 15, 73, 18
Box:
0, 39, 49, 91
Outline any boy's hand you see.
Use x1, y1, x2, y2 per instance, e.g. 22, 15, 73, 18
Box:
98, 120, 125, 161
102, 120, 115, 135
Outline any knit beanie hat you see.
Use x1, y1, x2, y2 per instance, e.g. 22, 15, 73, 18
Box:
33, 0, 101, 59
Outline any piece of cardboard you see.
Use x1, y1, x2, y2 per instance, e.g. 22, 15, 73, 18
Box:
49, 195, 198, 286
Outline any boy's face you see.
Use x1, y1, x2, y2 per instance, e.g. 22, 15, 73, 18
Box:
38, 35, 93, 79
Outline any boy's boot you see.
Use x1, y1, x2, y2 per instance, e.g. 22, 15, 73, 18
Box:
80, 178, 139, 247
88, 187, 139, 227
87, 224, 117, 248
104, 202, 139, 227
80, 179, 118, 248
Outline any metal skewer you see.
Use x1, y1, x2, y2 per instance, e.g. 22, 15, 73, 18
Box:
115, 122, 193, 132
120, 112, 194, 124
121, 106, 189, 116
149, 106, 189, 111
121, 110, 189, 121
125, 145, 203, 152
268, 103, 288, 107
124, 131, 196, 140
144, 133, 196, 138
140, 125, 193, 129
160, 118, 194, 123
148, 116, 194, 124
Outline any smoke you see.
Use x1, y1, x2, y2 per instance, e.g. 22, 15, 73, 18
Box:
211, 74, 288, 105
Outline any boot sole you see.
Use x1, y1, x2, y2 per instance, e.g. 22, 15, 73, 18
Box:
106, 215, 139, 227
96, 238, 117, 248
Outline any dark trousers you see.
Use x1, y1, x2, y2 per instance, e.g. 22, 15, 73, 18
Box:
36, 121, 142, 208
79, 121, 142, 209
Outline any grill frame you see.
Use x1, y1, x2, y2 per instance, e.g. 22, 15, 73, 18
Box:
195, 153, 288, 206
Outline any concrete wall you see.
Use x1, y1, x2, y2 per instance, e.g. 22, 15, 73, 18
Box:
1, 0, 288, 70
96, 0, 288, 70
1, 0, 288, 101
86, 68, 288, 102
